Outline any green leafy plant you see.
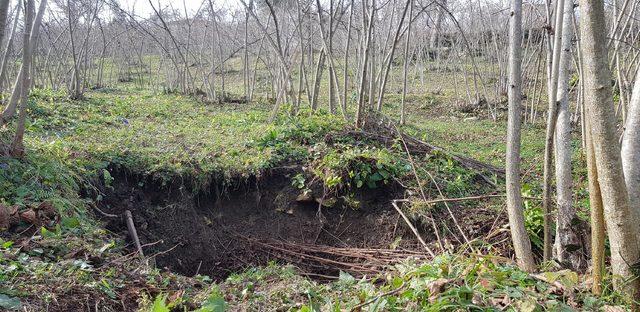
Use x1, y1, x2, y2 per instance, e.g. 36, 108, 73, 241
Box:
291, 173, 306, 189
315, 145, 409, 190
522, 183, 544, 249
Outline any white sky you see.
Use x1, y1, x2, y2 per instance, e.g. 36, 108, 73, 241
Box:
117, 0, 241, 18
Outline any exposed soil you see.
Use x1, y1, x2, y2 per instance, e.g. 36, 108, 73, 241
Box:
95, 158, 510, 281
96, 166, 431, 280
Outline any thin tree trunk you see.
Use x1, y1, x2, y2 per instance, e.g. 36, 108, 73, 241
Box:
400, 0, 413, 125
541, 0, 566, 262
356, 0, 374, 127
342, 0, 354, 116
0, 0, 21, 94
553, 0, 585, 271
8, 0, 45, 157
585, 112, 605, 296
506, 0, 536, 273
621, 63, 640, 237
0, 0, 10, 53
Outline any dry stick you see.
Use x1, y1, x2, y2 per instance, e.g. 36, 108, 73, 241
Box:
424, 171, 472, 248
195, 261, 203, 276
147, 243, 181, 259
140, 240, 163, 248
393, 126, 445, 252
300, 272, 340, 280
124, 210, 144, 258
391, 201, 435, 257
91, 203, 118, 218
394, 194, 541, 205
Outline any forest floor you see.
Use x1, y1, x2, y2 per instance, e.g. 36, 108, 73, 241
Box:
0, 85, 625, 311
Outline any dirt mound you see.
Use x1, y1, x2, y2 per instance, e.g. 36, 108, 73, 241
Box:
97, 167, 429, 280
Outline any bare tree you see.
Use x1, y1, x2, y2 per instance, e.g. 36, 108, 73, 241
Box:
0, 0, 21, 93
399, 0, 413, 125
4, 0, 46, 157
541, 0, 565, 261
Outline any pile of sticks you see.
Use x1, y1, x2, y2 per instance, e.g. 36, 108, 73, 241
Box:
234, 233, 429, 278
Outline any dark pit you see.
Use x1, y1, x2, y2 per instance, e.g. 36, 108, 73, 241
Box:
96, 167, 431, 280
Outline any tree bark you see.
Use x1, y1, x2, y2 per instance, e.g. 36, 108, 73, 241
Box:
506, 0, 536, 273
400, 0, 413, 125
579, 0, 640, 300
542, 0, 566, 262
585, 112, 605, 296
8, 0, 45, 157
0, 0, 10, 49
621, 63, 640, 234
553, 0, 585, 271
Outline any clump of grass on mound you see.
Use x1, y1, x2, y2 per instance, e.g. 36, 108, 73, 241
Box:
311, 143, 411, 190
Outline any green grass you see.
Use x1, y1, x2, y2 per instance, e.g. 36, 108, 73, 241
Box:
19, 87, 348, 186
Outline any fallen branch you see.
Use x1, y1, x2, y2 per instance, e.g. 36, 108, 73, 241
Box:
391, 200, 435, 257
124, 210, 144, 258
359, 113, 506, 182
395, 194, 542, 205
91, 203, 118, 218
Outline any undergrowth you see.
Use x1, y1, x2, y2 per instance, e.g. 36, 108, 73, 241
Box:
192, 253, 626, 311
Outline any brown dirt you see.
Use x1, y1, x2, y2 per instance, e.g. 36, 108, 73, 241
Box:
97, 166, 426, 280
95, 153, 512, 281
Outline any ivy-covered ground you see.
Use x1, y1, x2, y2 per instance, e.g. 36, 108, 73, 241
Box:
0, 86, 629, 311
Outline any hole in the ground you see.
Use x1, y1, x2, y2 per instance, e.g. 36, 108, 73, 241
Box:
96, 167, 430, 280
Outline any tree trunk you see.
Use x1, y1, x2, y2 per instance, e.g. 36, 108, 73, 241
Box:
579, 0, 640, 300
542, 0, 566, 262
553, 0, 585, 271
311, 49, 326, 111
342, 0, 354, 116
506, 0, 536, 273
400, 0, 413, 125
0, 0, 10, 50
8, 0, 41, 157
0, 0, 20, 94
429, 0, 445, 59
585, 112, 605, 296
356, 0, 374, 127
621, 64, 640, 235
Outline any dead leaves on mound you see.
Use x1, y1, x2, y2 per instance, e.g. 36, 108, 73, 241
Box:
0, 201, 58, 231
